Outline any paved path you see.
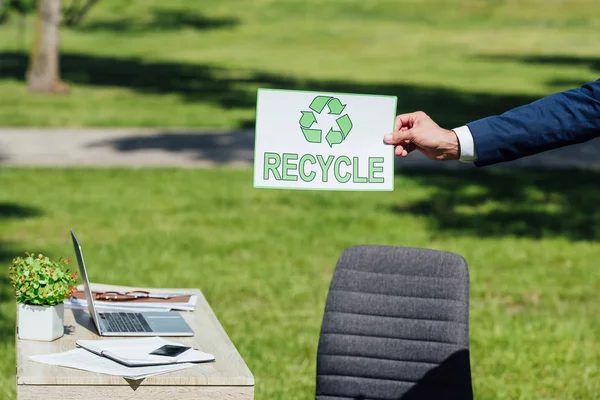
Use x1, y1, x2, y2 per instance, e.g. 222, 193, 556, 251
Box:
0, 128, 598, 169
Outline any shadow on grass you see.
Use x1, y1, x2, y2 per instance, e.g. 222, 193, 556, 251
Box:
392, 168, 600, 241
0, 51, 541, 129
0, 203, 44, 343
0, 203, 41, 219
87, 129, 256, 163
475, 54, 599, 88
75, 8, 239, 32
3, 51, 596, 130
477, 54, 600, 71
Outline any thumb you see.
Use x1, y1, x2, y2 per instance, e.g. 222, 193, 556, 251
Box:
383, 128, 415, 145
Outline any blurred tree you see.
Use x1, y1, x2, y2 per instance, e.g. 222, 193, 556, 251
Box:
26, 0, 68, 93
2, 0, 97, 93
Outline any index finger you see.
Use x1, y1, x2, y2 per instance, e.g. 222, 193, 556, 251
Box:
394, 112, 420, 131
395, 114, 409, 131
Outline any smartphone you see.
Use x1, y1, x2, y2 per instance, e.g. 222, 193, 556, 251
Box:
149, 344, 191, 357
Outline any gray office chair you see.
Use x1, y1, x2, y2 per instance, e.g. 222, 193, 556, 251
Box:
316, 245, 473, 400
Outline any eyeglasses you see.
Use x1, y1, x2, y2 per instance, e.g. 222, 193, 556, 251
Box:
94, 291, 183, 301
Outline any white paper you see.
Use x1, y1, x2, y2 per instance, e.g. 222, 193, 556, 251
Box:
254, 88, 397, 191
30, 348, 196, 380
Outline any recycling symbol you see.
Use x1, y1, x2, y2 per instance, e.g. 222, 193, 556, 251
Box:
299, 96, 353, 147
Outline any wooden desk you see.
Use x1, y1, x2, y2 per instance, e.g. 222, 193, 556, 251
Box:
16, 284, 254, 399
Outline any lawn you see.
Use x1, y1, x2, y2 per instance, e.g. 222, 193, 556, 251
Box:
0, 167, 599, 399
1, 0, 599, 128
1, 1, 599, 399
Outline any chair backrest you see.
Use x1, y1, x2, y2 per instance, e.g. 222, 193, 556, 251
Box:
316, 245, 473, 400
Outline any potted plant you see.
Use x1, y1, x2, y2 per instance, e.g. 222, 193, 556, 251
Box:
10, 253, 78, 341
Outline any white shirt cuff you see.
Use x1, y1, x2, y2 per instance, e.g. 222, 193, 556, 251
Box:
453, 125, 478, 162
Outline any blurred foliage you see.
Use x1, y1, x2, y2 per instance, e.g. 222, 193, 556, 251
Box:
0, 0, 98, 25
0, 0, 35, 21
62, 0, 98, 26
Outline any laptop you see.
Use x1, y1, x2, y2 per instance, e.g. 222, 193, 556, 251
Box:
70, 229, 194, 337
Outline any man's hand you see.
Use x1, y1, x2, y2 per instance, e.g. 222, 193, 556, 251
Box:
383, 111, 461, 161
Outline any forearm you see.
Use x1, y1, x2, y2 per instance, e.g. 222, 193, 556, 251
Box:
466, 79, 600, 167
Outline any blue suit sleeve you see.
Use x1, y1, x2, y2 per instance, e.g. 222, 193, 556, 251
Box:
466, 79, 600, 167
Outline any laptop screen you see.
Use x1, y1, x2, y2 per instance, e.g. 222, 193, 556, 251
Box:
70, 230, 101, 332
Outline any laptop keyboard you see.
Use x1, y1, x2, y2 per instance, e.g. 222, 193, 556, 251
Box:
99, 312, 153, 333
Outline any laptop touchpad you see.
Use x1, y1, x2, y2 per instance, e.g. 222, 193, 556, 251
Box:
143, 313, 192, 333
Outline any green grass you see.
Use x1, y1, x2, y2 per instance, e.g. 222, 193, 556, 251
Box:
1, 1, 599, 398
0, 167, 599, 399
1, 0, 599, 127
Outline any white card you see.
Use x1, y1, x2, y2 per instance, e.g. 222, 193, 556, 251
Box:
253, 88, 397, 191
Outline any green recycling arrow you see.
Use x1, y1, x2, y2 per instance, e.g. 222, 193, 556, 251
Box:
309, 96, 331, 113
327, 98, 346, 115
299, 111, 317, 128
302, 128, 322, 143
326, 129, 343, 147
336, 114, 353, 138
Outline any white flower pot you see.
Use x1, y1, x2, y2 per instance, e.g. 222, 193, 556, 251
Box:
17, 303, 65, 341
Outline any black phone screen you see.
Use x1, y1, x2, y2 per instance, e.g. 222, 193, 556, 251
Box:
149, 344, 191, 357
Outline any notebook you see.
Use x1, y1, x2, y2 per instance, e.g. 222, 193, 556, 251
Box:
76, 337, 215, 367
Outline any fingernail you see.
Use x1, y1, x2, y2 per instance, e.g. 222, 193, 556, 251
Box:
383, 134, 392, 142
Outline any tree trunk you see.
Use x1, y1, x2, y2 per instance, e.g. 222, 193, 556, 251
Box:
26, 0, 69, 93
